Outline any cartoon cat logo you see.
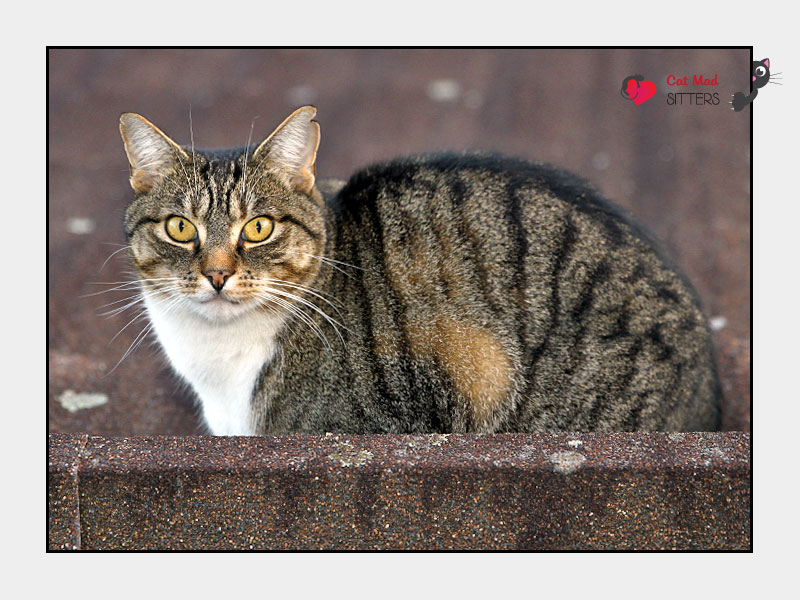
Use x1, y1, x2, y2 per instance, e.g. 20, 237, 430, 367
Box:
620, 75, 657, 106
731, 58, 781, 111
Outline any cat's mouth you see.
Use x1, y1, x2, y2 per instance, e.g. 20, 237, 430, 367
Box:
200, 294, 240, 305
185, 291, 259, 322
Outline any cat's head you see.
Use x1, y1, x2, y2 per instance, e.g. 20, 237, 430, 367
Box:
120, 106, 326, 323
752, 58, 771, 89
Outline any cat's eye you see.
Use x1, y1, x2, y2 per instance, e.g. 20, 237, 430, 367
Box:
165, 216, 198, 243
241, 216, 274, 243
756, 66, 766, 76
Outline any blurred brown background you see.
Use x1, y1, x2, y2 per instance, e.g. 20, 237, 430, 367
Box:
48, 49, 750, 435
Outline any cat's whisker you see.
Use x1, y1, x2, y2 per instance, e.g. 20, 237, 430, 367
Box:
189, 106, 200, 200
82, 284, 144, 298
87, 276, 181, 286
257, 279, 346, 321
257, 290, 329, 344
97, 293, 146, 316
105, 291, 188, 370
244, 145, 276, 197
258, 286, 347, 348
131, 159, 193, 197
108, 307, 150, 345
304, 253, 366, 272
101, 301, 145, 319
265, 286, 346, 332
98, 245, 132, 272
282, 250, 368, 280
97, 293, 144, 311
104, 321, 155, 377
257, 291, 332, 350
171, 146, 196, 201
157, 293, 191, 321
240, 117, 259, 205
257, 285, 345, 325
82, 277, 182, 297
768, 81, 782, 85
258, 276, 346, 310
244, 153, 295, 198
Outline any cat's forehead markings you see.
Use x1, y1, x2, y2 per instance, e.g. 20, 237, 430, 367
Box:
178, 187, 198, 215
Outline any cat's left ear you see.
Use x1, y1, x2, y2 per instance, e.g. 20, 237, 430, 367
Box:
764, 58, 770, 68
252, 106, 320, 194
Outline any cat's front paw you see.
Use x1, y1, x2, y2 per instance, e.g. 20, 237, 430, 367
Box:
730, 92, 749, 112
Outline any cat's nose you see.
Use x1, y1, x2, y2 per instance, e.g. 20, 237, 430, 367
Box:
203, 268, 234, 292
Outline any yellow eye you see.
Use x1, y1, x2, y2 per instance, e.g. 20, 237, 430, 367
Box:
242, 216, 274, 243
165, 216, 198, 243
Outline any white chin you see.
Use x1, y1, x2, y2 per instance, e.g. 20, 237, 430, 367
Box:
190, 296, 257, 321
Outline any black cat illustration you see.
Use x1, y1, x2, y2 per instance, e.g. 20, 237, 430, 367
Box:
731, 58, 781, 111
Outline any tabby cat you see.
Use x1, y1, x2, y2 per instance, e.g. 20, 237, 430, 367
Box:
119, 106, 721, 435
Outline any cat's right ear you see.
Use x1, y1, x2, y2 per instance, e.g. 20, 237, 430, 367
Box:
119, 113, 189, 194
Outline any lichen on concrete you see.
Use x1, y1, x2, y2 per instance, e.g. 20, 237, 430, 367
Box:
548, 450, 587, 475
430, 434, 450, 446
327, 441, 374, 467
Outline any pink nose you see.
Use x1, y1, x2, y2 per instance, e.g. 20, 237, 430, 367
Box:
203, 268, 233, 291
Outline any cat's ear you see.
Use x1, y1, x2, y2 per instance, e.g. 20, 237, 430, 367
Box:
119, 113, 189, 194
252, 106, 320, 194
764, 58, 770, 68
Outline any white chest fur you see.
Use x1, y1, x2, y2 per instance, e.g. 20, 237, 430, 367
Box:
143, 294, 282, 435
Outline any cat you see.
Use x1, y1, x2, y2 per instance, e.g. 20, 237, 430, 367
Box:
731, 58, 775, 111
119, 106, 721, 435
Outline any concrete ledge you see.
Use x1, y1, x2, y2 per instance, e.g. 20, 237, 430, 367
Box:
48, 432, 750, 550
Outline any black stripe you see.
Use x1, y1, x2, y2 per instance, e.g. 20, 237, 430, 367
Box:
227, 160, 242, 215
423, 179, 455, 300
615, 337, 646, 430
563, 258, 612, 380
599, 301, 631, 342
346, 187, 395, 427
448, 173, 497, 314
504, 178, 529, 334
572, 259, 610, 319
515, 212, 578, 426
277, 216, 320, 241
368, 184, 432, 429
657, 362, 686, 429
526, 214, 577, 372
625, 260, 647, 284
645, 323, 675, 362
656, 284, 681, 303
225, 178, 233, 216
205, 173, 217, 212
127, 216, 160, 237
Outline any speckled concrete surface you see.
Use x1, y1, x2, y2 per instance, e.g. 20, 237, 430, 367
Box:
48, 433, 87, 550
48, 49, 750, 436
49, 432, 750, 550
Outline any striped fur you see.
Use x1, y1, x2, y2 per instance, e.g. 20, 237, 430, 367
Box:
121, 108, 721, 434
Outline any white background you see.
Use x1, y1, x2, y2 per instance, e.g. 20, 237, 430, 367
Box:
9, 0, 793, 596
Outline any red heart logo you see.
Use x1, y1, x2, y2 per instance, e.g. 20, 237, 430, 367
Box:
626, 79, 657, 105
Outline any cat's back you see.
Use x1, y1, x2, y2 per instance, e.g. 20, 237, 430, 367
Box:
329, 153, 720, 432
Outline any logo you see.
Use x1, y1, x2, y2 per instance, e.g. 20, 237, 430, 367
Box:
731, 57, 779, 112
620, 75, 657, 105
